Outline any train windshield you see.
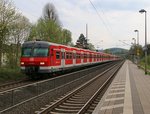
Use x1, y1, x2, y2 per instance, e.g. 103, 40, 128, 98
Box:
22, 48, 32, 57
22, 48, 49, 57
33, 48, 48, 57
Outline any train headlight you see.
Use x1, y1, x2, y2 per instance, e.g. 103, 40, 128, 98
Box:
21, 62, 24, 65
40, 62, 45, 65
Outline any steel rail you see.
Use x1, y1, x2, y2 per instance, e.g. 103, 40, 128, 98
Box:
0, 61, 118, 113
0, 61, 114, 94
0, 78, 29, 92
77, 62, 123, 114
37, 61, 123, 114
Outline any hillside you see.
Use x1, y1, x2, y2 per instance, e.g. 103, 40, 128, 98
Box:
104, 48, 129, 57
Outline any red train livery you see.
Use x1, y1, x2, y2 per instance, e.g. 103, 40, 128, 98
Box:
20, 41, 119, 75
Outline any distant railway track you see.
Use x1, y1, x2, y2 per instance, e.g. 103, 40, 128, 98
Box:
0, 61, 113, 92
0, 78, 30, 92
35, 61, 123, 114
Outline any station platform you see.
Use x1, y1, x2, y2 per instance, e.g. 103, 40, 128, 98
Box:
93, 60, 150, 114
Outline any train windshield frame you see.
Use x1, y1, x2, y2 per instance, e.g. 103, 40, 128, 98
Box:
21, 47, 49, 57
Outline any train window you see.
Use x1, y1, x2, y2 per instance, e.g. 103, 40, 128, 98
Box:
33, 48, 48, 57
84, 54, 87, 58
22, 48, 32, 57
70, 53, 72, 59
77, 53, 79, 59
87, 54, 89, 58
56, 51, 60, 59
90, 54, 92, 58
78, 54, 80, 59
22, 48, 49, 57
66, 52, 69, 59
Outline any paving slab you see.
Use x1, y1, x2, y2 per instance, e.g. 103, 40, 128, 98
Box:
93, 60, 150, 114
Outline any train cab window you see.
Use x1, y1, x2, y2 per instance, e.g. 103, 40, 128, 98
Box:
22, 47, 49, 57
33, 48, 48, 57
22, 48, 32, 57
56, 51, 60, 59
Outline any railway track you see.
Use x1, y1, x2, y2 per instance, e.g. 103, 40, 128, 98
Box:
0, 78, 30, 92
36, 61, 123, 114
0, 61, 122, 114
0, 62, 114, 92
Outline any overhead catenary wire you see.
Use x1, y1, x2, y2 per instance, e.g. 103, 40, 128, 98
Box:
95, 1, 113, 32
88, 0, 113, 38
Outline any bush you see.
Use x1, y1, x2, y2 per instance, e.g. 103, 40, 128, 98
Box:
140, 56, 150, 69
0, 67, 26, 83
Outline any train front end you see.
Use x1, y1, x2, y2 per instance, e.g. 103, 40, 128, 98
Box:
20, 41, 51, 75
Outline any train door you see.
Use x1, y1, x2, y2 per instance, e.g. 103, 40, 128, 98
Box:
61, 49, 65, 68
92, 53, 94, 62
87, 53, 89, 63
50, 47, 54, 66
73, 50, 76, 65
81, 51, 83, 64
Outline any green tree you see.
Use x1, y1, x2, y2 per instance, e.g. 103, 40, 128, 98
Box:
88, 43, 95, 51
9, 16, 31, 67
129, 44, 143, 58
43, 3, 60, 25
29, 3, 72, 45
62, 29, 72, 45
76, 33, 88, 49
0, 0, 20, 67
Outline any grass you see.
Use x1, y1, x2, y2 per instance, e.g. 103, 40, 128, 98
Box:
0, 67, 26, 83
139, 56, 150, 74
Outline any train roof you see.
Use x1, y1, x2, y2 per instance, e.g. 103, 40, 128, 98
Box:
22, 41, 59, 48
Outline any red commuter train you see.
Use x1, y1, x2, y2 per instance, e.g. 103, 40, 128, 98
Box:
20, 41, 119, 76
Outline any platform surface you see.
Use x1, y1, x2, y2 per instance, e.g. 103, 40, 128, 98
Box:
93, 60, 150, 114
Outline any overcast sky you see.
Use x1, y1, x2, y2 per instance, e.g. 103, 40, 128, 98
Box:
13, 0, 150, 50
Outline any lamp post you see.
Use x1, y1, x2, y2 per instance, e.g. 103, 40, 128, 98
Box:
134, 30, 140, 64
134, 30, 139, 45
132, 38, 136, 63
132, 38, 136, 45
139, 9, 147, 74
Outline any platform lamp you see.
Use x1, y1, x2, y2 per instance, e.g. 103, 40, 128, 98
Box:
139, 9, 147, 74
134, 30, 139, 45
134, 30, 140, 64
132, 38, 136, 63
132, 38, 136, 45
